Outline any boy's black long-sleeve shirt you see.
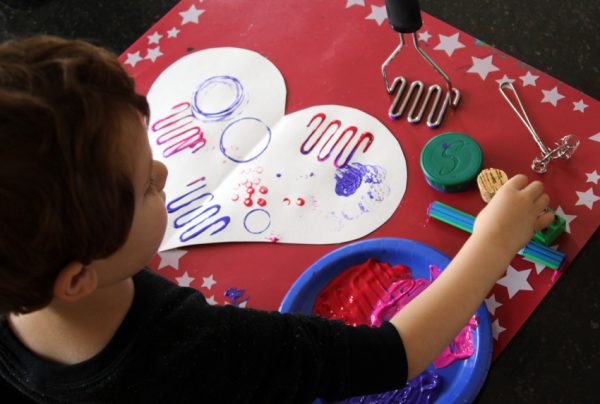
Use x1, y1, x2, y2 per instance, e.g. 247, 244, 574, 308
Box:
0, 269, 407, 403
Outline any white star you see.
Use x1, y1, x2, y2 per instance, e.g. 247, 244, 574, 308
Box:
573, 99, 588, 113
590, 132, 600, 143
124, 51, 143, 67
467, 55, 499, 80
147, 31, 163, 45
541, 86, 565, 107
175, 271, 195, 287
418, 31, 432, 42
433, 33, 465, 57
205, 295, 217, 305
554, 206, 577, 234
495, 74, 515, 85
167, 27, 180, 38
346, 0, 365, 7
179, 4, 204, 25
520, 71, 539, 87
492, 319, 507, 341
496, 265, 533, 299
522, 256, 546, 275
145, 47, 163, 62
575, 188, 600, 210
586, 170, 600, 185
365, 5, 387, 26
485, 294, 503, 316
157, 249, 188, 270
201, 274, 217, 290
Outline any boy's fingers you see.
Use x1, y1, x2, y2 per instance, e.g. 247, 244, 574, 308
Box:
533, 193, 550, 211
506, 174, 528, 190
524, 180, 544, 199
534, 210, 555, 232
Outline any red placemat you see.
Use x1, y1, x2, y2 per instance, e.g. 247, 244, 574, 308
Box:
120, 0, 600, 361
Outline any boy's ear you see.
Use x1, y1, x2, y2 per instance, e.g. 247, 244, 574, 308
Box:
53, 262, 98, 302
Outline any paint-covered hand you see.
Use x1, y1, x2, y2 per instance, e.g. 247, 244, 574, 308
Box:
473, 174, 554, 255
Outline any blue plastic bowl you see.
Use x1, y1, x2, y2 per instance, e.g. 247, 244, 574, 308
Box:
280, 238, 492, 404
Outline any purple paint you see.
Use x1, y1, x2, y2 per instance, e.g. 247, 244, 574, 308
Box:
334, 162, 385, 197
224, 287, 249, 307
336, 371, 442, 404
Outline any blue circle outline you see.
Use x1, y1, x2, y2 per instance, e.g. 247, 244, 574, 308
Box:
191, 75, 245, 122
219, 117, 272, 163
243, 208, 271, 234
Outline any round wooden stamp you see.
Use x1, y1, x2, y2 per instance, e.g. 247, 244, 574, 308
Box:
477, 168, 508, 202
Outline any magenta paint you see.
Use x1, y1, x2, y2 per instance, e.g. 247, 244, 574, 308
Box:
314, 259, 477, 369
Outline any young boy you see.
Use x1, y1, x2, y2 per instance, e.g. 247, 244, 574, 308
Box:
0, 36, 554, 403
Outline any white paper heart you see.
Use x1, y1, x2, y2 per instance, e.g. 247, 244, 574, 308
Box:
146, 48, 407, 250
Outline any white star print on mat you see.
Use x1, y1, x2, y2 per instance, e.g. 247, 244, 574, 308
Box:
124, 51, 143, 67
485, 294, 503, 316
496, 266, 533, 299
365, 5, 387, 26
575, 188, 600, 210
522, 256, 547, 275
147, 31, 162, 45
157, 249, 188, 270
495, 74, 515, 85
201, 275, 217, 290
520, 71, 539, 86
346, 0, 365, 8
554, 206, 577, 233
179, 4, 204, 25
433, 33, 465, 56
492, 319, 506, 341
573, 99, 588, 112
167, 27, 180, 38
145, 47, 163, 62
541, 86, 565, 107
586, 170, 600, 185
176, 271, 195, 287
467, 55, 499, 80
418, 31, 431, 42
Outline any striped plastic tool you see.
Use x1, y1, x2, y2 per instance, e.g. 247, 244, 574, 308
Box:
427, 201, 566, 270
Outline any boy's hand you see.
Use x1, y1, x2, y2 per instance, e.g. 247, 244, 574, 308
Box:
473, 174, 554, 255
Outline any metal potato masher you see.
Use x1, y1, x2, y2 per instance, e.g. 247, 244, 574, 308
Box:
382, 0, 460, 128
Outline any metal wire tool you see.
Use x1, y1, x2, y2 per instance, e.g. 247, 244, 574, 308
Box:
499, 81, 579, 173
382, 0, 460, 128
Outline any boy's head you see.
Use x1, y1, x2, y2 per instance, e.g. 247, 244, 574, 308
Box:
0, 36, 153, 314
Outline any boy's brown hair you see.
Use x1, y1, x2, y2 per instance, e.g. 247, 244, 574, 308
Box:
0, 36, 149, 314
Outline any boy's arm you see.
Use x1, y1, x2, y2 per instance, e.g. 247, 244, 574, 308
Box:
390, 174, 554, 379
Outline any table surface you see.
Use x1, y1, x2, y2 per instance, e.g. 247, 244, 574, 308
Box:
1, 0, 598, 402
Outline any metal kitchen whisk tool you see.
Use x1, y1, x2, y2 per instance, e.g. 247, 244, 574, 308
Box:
382, 0, 460, 128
